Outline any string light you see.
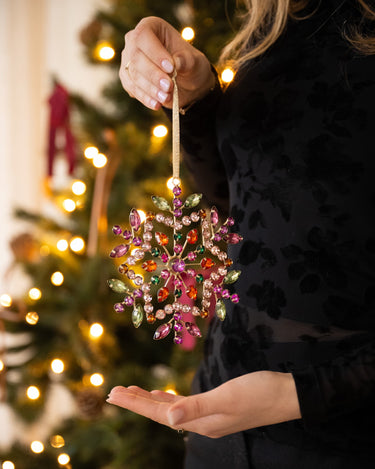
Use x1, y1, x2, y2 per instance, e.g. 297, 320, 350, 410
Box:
89, 323, 104, 339
62, 199, 76, 213
51, 359, 65, 374
51, 272, 64, 286
221, 67, 235, 84
2, 462, 15, 469
95, 41, 115, 61
27, 385, 40, 400
137, 209, 147, 224
0, 360, 4, 372
71, 180, 86, 196
50, 435, 65, 449
30, 441, 44, 454
90, 373, 104, 386
152, 124, 168, 138
28, 288, 42, 301
57, 239, 69, 251
84, 146, 99, 159
57, 453, 70, 465
92, 153, 108, 168
181, 26, 195, 41
70, 237, 85, 253
25, 312, 39, 325
166, 177, 181, 191
0, 293, 12, 307
165, 388, 178, 395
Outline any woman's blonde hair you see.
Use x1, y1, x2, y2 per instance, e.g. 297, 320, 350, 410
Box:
220, 0, 375, 69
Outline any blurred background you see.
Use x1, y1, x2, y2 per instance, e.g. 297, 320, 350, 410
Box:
0, 0, 235, 467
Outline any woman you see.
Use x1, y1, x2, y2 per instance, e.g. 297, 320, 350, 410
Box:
107, 1, 375, 467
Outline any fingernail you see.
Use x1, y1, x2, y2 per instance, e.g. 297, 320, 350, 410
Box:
160, 78, 170, 92
174, 56, 183, 71
106, 397, 114, 404
167, 408, 185, 426
150, 98, 158, 109
161, 59, 174, 73
157, 91, 168, 103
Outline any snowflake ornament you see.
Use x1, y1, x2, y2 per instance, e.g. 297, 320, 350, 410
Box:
107, 73, 242, 344
108, 183, 242, 344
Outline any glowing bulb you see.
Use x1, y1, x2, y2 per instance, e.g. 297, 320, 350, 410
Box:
165, 388, 178, 395
29, 288, 42, 301
2, 462, 15, 469
72, 180, 86, 195
221, 67, 235, 83
70, 237, 85, 253
0, 293, 12, 307
63, 199, 76, 212
57, 239, 69, 251
84, 146, 98, 159
31, 441, 44, 454
51, 359, 64, 374
51, 271, 64, 286
90, 373, 104, 386
25, 312, 39, 325
57, 453, 70, 465
152, 124, 168, 138
27, 385, 40, 400
167, 177, 181, 191
93, 153, 107, 168
89, 323, 104, 339
181, 27, 195, 41
0, 360, 4, 372
96, 42, 115, 61
50, 434, 65, 448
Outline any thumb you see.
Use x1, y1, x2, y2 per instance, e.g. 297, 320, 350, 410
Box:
167, 393, 212, 426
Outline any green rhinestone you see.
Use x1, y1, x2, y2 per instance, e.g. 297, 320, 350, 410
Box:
151, 275, 161, 285
196, 245, 205, 254
151, 248, 160, 257
174, 288, 182, 298
174, 233, 183, 241
196, 274, 204, 283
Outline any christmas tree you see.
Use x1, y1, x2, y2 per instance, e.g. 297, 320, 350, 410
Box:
0, 1, 235, 468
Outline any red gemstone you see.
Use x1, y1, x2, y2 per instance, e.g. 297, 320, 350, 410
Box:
142, 260, 157, 272
201, 257, 215, 269
157, 286, 169, 302
153, 323, 172, 340
155, 232, 169, 246
185, 322, 202, 337
187, 286, 198, 300
187, 229, 198, 244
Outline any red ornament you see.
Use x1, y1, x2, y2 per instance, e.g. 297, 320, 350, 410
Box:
187, 286, 198, 300
142, 260, 157, 272
157, 287, 169, 302
155, 232, 169, 246
187, 229, 198, 244
201, 258, 215, 269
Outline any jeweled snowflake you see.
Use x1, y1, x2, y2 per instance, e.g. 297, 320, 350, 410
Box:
108, 183, 242, 344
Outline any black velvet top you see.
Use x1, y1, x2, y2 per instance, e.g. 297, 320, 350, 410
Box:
179, 0, 375, 466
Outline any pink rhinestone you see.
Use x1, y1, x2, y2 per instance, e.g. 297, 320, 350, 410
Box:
174, 322, 183, 332
174, 334, 183, 345
127, 256, 136, 265
142, 283, 151, 293
156, 213, 165, 223
133, 249, 144, 260
122, 230, 132, 240
222, 289, 230, 299
143, 232, 152, 242
202, 299, 210, 308
134, 289, 143, 298
182, 304, 191, 313
187, 252, 197, 261
174, 279, 183, 288
226, 217, 235, 226
206, 241, 214, 249
161, 253, 169, 263
156, 309, 166, 320
173, 198, 182, 208
214, 233, 222, 242
173, 186, 182, 196
127, 270, 135, 279
174, 221, 183, 230
165, 304, 173, 314
173, 302, 182, 311
174, 244, 183, 254
142, 242, 151, 251
186, 268, 196, 277
144, 304, 154, 313
164, 217, 173, 226
160, 269, 170, 280
182, 216, 191, 226
124, 296, 134, 306
133, 236, 142, 246
220, 226, 229, 235
210, 272, 220, 281
113, 225, 122, 235
211, 246, 220, 255
134, 275, 143, 286
144, 294, 152, 303
214, 286, 223, 294
218, 266, 227, 276
144, 222, 153, 231
192, 306, 200, 316
231, 293, 240, 303
174, 312, 182, 321
218, 252, 227, 261
191, 212, 200, 222
204, 289, 213, 298
203, 280, 213, 288
173, 209, 182, 218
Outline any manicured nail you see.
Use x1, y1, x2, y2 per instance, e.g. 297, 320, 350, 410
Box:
157, 91, 168, 103
160, 78, 171, 92
161, 59, 174, 73
167, 408, 185, 426
150, 98, 158, 109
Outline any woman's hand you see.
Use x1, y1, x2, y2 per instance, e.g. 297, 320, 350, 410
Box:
106, 371, 302, 438
119, 16, 216, 111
